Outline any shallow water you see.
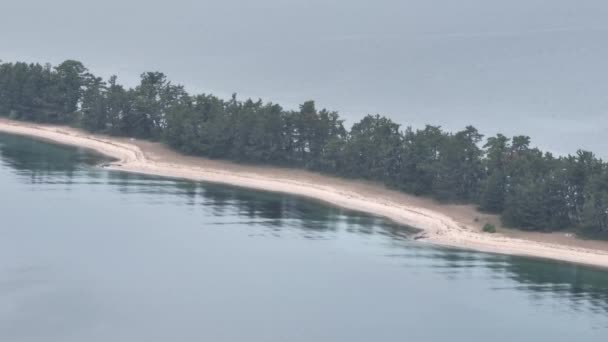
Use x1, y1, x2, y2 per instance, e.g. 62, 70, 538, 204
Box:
1, 133, 607, 342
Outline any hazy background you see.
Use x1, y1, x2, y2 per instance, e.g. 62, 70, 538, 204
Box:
2, 0, 607, 156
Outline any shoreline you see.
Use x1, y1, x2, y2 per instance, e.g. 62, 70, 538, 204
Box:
2, 118, 608, 268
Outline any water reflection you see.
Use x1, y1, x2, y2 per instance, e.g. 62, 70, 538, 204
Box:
390, 246, 608, 315
104, 171, 406, 238
0, 133, 104, 171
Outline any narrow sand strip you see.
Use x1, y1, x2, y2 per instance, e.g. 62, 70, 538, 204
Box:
2, 118, 608, 268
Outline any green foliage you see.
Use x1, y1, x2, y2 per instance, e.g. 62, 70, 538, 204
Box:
482, 224, 496, 233
341, 114, 402, 179
433, 126, 484, 201
582, 172, 608, 232
3, 59, 608, 236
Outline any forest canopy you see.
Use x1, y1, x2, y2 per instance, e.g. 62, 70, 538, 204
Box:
1, 60, 607, 235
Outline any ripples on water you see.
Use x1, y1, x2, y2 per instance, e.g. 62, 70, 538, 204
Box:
1, 133, 608, 340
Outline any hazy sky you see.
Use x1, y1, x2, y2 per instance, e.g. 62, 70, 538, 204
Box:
2, 0, 608, 156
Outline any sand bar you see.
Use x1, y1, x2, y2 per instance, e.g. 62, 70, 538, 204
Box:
2, 118, 608, 268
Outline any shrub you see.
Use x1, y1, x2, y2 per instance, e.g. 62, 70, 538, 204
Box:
482, 223, 496, 233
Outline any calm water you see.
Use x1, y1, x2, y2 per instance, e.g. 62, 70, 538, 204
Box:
3, 0, 608, 157
1, 133, 608, 342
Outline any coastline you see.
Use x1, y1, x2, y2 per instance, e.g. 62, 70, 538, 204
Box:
2, 118, 608, 268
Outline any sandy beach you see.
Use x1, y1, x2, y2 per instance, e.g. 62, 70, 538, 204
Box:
2, 118, 608, 268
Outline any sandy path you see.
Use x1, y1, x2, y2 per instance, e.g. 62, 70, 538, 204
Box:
2, 118, 608, 268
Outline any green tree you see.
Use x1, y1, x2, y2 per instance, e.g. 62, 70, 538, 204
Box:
433, 126, 484, 201
400, 125, 446, 195
80, 74, 107, 132
342, 114, 403, 181
53, 60, 87, 122
105, 76, 132, 135
582, 171, 608, 232
479, 134, 509, 212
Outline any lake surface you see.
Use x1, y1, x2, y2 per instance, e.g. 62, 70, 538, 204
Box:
1, 133, 608, 342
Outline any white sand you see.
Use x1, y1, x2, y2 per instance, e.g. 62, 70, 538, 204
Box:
2, 118, 608, 268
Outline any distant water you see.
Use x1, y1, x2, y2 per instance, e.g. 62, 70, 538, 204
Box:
3, 0, 608, 157
1, 132, 608, 342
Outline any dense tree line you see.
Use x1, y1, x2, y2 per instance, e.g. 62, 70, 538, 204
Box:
1, 60, 607, 235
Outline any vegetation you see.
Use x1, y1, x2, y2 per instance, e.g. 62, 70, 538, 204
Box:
482, 224, 497, 234
1, 60, 608, 236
